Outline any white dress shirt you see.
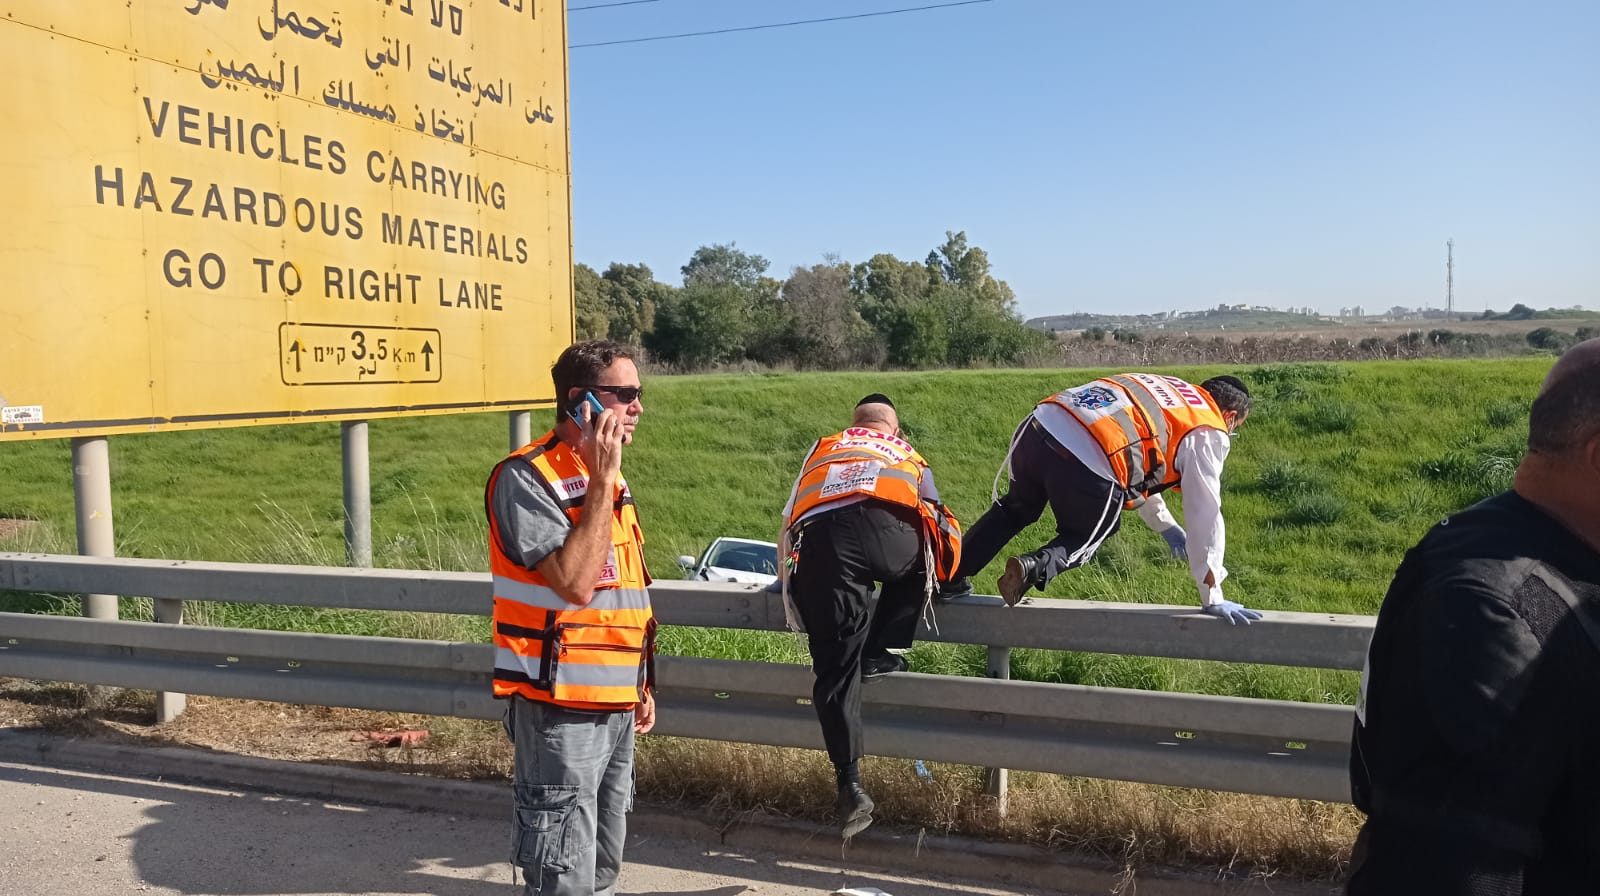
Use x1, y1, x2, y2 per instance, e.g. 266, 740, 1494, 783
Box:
1032, 404, 1231, 607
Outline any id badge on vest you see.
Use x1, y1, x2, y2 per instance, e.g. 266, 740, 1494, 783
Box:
820, 460, 880, 500
596, 546, 621, 587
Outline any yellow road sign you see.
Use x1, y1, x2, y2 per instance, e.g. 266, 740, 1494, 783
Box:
0, 0, 572, 439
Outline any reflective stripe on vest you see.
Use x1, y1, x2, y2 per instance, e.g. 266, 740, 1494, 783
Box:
484, 431, 654, 711
922, 500, 964, 581
493, 642, 650, 707
491, 575, 652, 612
1104, 374, 1173, 492
1040, 374, 1227, 500
792, 466, 923, 509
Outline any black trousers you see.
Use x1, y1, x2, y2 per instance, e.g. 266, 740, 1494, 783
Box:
955, 418, 1127, 586
790, 501, 926, 767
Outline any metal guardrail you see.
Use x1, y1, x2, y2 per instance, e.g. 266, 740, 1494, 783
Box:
0, 552, 1368, 802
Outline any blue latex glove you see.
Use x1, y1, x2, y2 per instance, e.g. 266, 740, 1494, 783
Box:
1159, 527, 1188, 560
1203, 600, 1263, 625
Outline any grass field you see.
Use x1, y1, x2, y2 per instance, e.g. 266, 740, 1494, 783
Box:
0, 356, 1545, 697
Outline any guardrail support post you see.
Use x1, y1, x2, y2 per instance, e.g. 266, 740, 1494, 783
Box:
153, 596, 187, 722
342, 421, 372, 568
983, 644, 1010, 816
509, 410, 531, 451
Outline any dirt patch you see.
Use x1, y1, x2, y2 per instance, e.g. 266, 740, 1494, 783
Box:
0, 679, 510, 779
0, 519, 39, 539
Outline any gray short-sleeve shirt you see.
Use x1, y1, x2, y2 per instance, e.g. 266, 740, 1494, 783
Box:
491, 459, 573, 571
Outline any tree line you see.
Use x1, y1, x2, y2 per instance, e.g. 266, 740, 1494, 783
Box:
572, 231, 1053, 370
571, 233, 1593, 371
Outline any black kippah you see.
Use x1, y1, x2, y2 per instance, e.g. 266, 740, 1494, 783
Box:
856, 393, 895, 410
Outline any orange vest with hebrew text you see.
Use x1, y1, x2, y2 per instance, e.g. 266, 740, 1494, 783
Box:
1040, 373, 1227, 506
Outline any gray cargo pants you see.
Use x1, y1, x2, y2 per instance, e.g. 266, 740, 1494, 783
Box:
504, 696, 635, 896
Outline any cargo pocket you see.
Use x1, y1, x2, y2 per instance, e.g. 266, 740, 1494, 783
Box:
511, 783, 580, 876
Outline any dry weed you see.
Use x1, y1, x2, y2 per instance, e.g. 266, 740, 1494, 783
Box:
634, 738, 1357, 882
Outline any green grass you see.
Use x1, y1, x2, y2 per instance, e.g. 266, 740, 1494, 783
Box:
0, 357, 1556, 703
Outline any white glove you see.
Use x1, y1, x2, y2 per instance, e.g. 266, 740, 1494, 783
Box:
1160, 527, 1188, 560
1203, 600, 1263, 625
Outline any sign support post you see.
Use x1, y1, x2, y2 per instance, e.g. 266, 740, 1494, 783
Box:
509, 410, 531, 452
71, 436, 118, 708
70, 437, 117, 622
342, 421, 372, 568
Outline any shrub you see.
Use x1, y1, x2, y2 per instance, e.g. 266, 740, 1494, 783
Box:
1256, 459, 1318, 498
1484, 400, 1530, 429
1420, 449, 1480, 485
1295, 400, 1357, 434
1244, 363, 1349, 388
1527, 327, 1575, 353
1420, 437, 1522, 504
1283, 491, 1347, 526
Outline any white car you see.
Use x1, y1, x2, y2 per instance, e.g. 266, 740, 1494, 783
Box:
677, 537, 780, 586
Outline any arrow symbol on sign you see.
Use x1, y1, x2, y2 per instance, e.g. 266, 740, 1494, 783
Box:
421, 341, 433, 372
287, 340, 303, 373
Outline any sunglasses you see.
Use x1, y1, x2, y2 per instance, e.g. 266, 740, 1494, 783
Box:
582, 384, 644, 403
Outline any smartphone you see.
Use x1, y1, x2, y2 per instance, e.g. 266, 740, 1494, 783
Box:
567, 390, 604, 426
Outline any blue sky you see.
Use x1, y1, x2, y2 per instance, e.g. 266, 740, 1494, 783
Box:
566, 1, 1598, 320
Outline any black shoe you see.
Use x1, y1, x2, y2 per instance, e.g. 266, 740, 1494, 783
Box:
862, 653, 909, 680
835, 783, 875, 838
934, 577, 973, 603
998, 553, 1043, 606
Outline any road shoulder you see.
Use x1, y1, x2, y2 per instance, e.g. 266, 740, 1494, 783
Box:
0, 727, 1337, 895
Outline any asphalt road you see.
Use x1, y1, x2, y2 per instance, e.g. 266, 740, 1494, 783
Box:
0, 758, 1040, 896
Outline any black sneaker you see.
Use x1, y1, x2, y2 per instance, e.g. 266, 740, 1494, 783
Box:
997, 553, 1043, 606
934, 577, 973, 603
862, 653, 909, 680
835, 783, 875, 838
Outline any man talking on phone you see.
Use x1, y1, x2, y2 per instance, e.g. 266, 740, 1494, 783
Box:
484, 340, 655, 896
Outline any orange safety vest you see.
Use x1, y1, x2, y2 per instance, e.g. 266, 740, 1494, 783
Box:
785, 428, 962, 580
1040, 373, 1228, 506
484, 432, 655, 711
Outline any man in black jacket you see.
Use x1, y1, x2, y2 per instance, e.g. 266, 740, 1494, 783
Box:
1348, 338, 1600, 895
